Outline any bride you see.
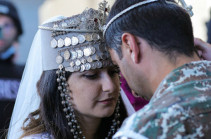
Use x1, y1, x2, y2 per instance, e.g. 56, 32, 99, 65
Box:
7, 2, 134, 139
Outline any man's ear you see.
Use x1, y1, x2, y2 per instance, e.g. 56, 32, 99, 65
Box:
121, 33, 140, 63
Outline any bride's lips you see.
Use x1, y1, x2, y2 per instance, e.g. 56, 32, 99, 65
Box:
98, 98, 115, 104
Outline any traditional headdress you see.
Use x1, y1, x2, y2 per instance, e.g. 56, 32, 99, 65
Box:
39, 1, 111, 72
8, 1, 131, 139
103, 0, 193, 36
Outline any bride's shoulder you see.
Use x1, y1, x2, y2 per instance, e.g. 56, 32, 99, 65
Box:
22, 132, 53, 139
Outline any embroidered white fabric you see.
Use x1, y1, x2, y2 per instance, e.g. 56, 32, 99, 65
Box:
7, 15, 135, 139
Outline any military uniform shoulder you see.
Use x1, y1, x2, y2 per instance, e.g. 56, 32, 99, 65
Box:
118, 103, 189, 138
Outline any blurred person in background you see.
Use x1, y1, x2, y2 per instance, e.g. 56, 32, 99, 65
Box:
0, 1, 23, 138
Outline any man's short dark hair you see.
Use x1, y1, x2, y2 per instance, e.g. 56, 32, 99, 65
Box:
105, 0, 195, 60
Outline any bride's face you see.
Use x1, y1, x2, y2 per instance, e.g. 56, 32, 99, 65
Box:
67, 66, 120, 118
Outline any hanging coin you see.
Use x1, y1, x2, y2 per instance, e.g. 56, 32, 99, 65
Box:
58, 38, 64, 48
56, 55, 63, 64
81, 17, 86, 22
85, 34, 92, 42
87, 57, 93, 63
61, 22, 68, 28
74, 66, 80, 71
71, 51, 77, 60
96, 61, 102, 68
95, 55, 100, 61
65, 67, 74, 72
80, 65, 85, 72
51, 38, 57, 48
64, 50, 70, 60
90, 47, 96, 55
65, 37, 72, 46
70, 61, 75, 67
84, 47, 92, 56
72, 37, 79, 46
91, 62, 97, 69
85, 63, 91, 70
78, 35, 86, 44
76, 50, 83, 58
91, 33, 100, 41
75, 60, 81, 66
81, 58, 86, 64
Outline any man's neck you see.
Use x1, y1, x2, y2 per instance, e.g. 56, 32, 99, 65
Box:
150, 52, 200, 94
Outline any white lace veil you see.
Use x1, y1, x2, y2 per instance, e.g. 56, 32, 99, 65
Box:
7, 14, 135, 139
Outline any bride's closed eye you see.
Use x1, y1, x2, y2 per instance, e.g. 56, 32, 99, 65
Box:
82, 73, 98, 80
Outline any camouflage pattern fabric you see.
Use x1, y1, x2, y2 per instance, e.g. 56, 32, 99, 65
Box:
113, 60, 211, 139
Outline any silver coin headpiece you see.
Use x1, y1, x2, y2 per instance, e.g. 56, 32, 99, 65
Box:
39, 0, 111, 72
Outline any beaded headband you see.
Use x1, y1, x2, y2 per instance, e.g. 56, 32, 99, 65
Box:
39, 0, 112, 72
103, 0, 193, 36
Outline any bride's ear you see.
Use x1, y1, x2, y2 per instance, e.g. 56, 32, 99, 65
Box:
121, 33, 141, 64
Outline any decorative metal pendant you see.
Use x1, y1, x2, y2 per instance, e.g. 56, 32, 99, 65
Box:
78, 35, 86, 44
71, 51, 78, 60
85, 63, 91, 70
91, 62, 97, 69
51, 38, 57, 48
85, 34, 92, 42
64, 50, 71, 60
91, 33, 100, 41
74, 66, 80, 71
76, 50, 83, 58
75, 59, 81, 66
81, 58, 86, 64
61, 22, 68, 28
90, 47, 96, 55
65, 37, 72, 46
80, 65, 85, 72
56, 55, 63, 64
87, 57, 93, 63
96, 61, 102, 68
70, 61, 75, 67
95, 55, 100, 61
65, 67, 74, 72
72, 36, 79, 46
58, 38, 64, 48
83, 47, 92, 56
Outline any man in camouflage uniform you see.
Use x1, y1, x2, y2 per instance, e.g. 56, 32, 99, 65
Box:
113, 61, 211, 138
104, 0, 211, 138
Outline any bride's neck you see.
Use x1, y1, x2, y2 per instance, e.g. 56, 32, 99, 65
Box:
77, 114, 101, 139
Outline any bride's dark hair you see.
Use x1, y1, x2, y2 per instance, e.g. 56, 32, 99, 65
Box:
20, 70, 127, 139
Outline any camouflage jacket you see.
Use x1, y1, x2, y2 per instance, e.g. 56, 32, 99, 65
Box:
113, 61, 211, 139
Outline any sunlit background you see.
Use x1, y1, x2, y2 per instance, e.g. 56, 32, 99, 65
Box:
9, 0, 211, 65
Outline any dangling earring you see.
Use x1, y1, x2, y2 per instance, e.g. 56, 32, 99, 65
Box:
57, 65, 85, 139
